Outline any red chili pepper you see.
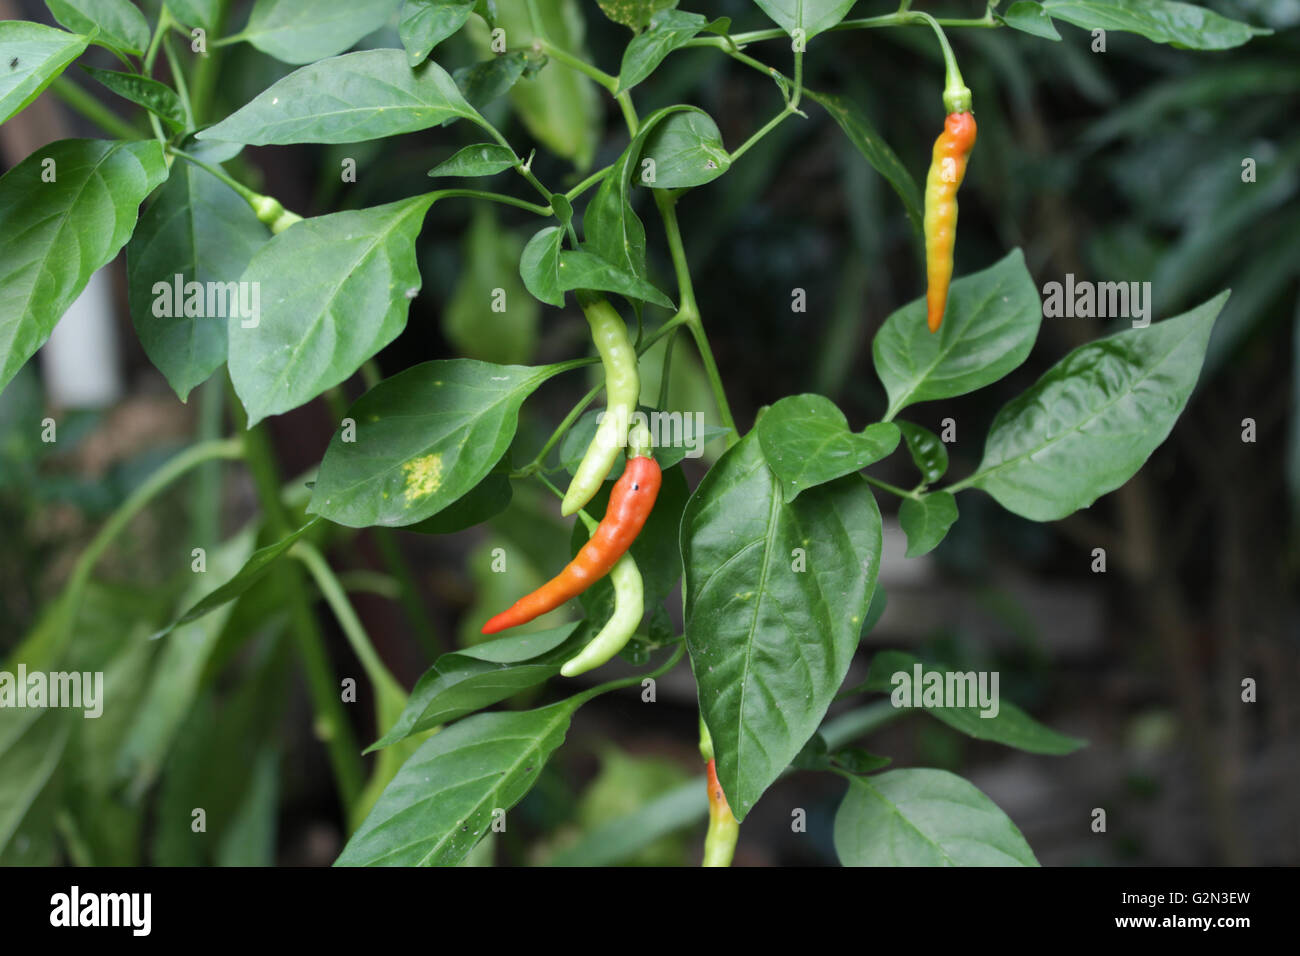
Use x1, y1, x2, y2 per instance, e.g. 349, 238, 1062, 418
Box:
481, 456, 662, 635
924, 110, 977, 333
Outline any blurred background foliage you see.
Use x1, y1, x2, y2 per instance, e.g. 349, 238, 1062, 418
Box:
1, 0, 1296, 866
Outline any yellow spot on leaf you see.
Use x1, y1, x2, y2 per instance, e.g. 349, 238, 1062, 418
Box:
402, 454, 443, 500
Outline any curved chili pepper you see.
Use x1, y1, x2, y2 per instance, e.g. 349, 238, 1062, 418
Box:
923, 110, 976, 333
562, 294, 639, 517
703, 758, 739, 867
560, 551, 643, 677
481, 455, 662, 635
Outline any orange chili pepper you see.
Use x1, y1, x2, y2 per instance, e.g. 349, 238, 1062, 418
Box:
481, 455, 662, 635
924, 110, 976, 333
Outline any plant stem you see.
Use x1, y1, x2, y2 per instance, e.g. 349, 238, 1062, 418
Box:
371, 526, 443, 658
653, 190, 737, 444
514, 379, 605, 477
162, 33, 195, 129
294, 542, 406, 701
565, 163, 613, 202
863, 474, 921, 501
534, 38, 617, 94
49, 77, 142, 139
232, 395, 364, 813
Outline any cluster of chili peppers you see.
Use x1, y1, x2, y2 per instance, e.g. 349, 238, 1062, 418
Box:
481, 292, 659, 678
478, 15, 978, 867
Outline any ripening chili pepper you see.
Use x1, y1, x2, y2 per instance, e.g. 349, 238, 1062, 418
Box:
560, 552, 643, 677
561, 293, 640, 517
481, 455, 662, 635
923, 110, 976, 333
703, 758, 739, 867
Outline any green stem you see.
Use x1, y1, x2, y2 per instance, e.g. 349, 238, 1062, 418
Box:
729, 105, 796, 164
514, 379, 604, 477
371, 526, 443, 658
863, 474, 921, 501
534, 38, 617, 94
653, 191, 737, 444
565, 163, 613, 202
49, 77, 142, 139
162, 33, 195, 129
429, 182, 553, 216
294, 542, 405, 701
188, 1, 228, 124
232, 392, 364, 812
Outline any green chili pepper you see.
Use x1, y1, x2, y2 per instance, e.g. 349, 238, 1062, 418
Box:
561, 293, 639, 517
249, 194, 302, 235
560, 551, 643, 677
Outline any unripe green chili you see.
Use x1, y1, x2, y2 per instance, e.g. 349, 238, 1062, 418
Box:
560, 550, 643, 677
250, 193, 302, 235
703, 758, 739, 867
562, 293, 639, 517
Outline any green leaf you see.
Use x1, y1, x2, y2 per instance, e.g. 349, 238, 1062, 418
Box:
968, 292, 1226, 521
519, 226, 673, 309
0, 22, 89, 125
229, 194, 434, 424
428, 143, 517, 178
559, 249, 673, 308
519, 225, 565, 307
832, 747, 891, 774
240, 0, 404, 64
399, 0, 476, 66
44, 0, 149, 54
0, 709, 70, 859
126, 161, 268, 402
118, 529, 258, 788
756, 394, 900, 502
896, 420, 948, 485
544, 776, 706, 866
166, 0, 221, 32
0, 139, 167, 394
898, 492, 958, 558
807, 89, 924, 245
1040, 0, 1268, 50
452, 52, 529, 116
309, 359, 553, 527
444, 206, 538, 364
682, 432, 882, 820
862, 650, 1087, 754
596, 0, 678, 32
487, 0, 599, 169
834, 770, 1039, 866
752, 0, 858, 40
873, 249, 1042, 420
639, 109, 731, 189
998, 1, 1062, 40
368, 623, 584, 750
337, 697, 582, 865
197, 50, 480, 146
81, 66, 187, 132
154, 519, 320, 638
616, 9, 707, 93
584, 104, 696, 281
405, 469, 513, 534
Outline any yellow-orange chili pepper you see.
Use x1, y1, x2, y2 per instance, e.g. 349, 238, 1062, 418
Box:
924, 110, 976, 333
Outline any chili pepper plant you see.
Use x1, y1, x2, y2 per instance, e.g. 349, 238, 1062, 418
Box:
0, 0, 1272, 867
